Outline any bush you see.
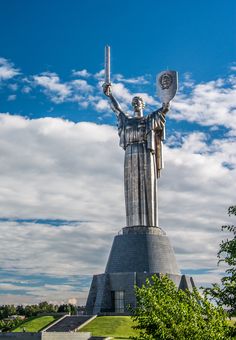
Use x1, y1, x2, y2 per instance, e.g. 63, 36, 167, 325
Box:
131, 275, 233, 340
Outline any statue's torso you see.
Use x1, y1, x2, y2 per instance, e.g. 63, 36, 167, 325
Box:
124, 118, 147, 145
118, 116, 149, 149
118, 113, 161, 152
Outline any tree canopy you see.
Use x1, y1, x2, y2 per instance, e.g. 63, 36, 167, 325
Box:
131, 275, 232, 340
204, 205, 236, 316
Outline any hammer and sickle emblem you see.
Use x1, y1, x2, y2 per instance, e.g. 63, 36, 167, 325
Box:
159, 73, 173, 90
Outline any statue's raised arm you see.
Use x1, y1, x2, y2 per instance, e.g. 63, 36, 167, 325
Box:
102, 83, 127, 118
103, 45, 127, 119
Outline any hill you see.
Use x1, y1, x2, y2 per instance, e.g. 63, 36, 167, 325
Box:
79, 316, 138, 338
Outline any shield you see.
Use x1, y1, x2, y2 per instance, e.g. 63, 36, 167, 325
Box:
157, 70, 178, 104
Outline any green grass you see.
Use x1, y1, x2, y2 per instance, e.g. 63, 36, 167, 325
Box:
228, 317, 236, 327
79, 316, 139, 338
12, 315, 59, 332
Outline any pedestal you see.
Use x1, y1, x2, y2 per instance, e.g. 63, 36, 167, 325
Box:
86, 226, 195, 315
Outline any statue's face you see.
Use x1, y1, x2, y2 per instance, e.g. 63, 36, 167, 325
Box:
132, 97, 145, 117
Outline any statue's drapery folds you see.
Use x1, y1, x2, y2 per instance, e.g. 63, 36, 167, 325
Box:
115, 108, 165, 227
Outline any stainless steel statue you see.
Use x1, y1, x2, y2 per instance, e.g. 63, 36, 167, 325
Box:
103, 46, 178, 228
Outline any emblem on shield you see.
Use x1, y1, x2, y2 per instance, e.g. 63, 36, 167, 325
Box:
159, 73, 173, 90
157, 70, 178, 104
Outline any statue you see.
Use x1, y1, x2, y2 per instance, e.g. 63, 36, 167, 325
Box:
103, 46, 177, 228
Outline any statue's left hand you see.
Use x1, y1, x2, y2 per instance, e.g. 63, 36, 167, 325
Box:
162, 102, 170, 113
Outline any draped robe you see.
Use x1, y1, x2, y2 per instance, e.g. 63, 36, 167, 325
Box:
116, 110, 165, 227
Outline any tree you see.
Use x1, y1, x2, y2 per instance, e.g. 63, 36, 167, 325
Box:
57, 303, 77, 315
204, 206, 236, 315
0, 305, 16, 319
58, 304, 71, 314
38, 301, 58, 313
16, 305, 25, 316
24, 304, 39, 317
131, 275, 232, 340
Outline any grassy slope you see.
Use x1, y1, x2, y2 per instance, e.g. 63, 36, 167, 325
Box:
12, 315, 59, 332
79, 316, 139, 338
228, 317, 236, 327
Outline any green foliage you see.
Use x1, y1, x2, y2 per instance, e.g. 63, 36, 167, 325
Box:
0, 318, 23, 332
0, 301, 78, 321
131, 275, 232, 340
12, 315, 59, 332
0, 305, 16, 319
58, 303, 77, 315
24, 301, 58, 317
79, 316, 138, 338
204, 206, 236, 316
0, 301, 79, 332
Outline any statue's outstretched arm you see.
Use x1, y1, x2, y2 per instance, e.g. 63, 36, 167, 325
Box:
147, 103, 170, 177
151, 103, 170, 132
103, 83, 127, 118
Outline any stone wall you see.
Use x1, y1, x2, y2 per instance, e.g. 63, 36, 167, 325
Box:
0, 332, 91, 340
42, 332, 91, 340
0, 334, 41, 340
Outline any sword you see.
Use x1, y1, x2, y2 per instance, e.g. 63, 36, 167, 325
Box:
105, 45, 111, 84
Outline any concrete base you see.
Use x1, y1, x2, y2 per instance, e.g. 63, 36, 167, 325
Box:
86, 226, 195, 315
0, 333, 91, 340
106, 226, 180, 274
86, 272, 195, 315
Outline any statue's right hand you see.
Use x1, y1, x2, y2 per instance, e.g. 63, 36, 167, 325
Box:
103, 83, 112, 97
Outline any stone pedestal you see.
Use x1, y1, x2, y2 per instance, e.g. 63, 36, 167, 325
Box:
86, 226, 195, 315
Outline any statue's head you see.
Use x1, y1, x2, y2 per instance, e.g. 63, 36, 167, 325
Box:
132, 96, 145, 117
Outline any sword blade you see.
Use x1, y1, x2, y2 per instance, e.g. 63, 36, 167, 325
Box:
105, 45, 111, 84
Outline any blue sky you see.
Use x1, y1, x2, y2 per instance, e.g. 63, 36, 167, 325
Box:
1, 0, 236, 121
0, 0, 236, 305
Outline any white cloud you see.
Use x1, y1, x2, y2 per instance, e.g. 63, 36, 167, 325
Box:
8, 83, 18, 91
171, 75, 236, 131
0, 221, 111, 277
1, 65, 236, 303
113, 73, 150, 84
94, 69, 105, 79
0, 114, 123, 223
133, 92, 158, 106
181, 72, 195, 88
72, 79, 93, 93
16, 67, 157, 115
230, 64, 236, 72
33, 72, 71, 103
0, 113, 235, 304
22, 86, 31, 94
112, 82, 132, 102
0, 58, 20, 81
7, 94, 16, 101
72, 69, 91, 78
94, 99, 110, 112
94, 82, 158, 114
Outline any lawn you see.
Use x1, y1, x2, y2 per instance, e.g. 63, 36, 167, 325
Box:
79, 316, 139, 338
12, 315, 59, 332
228, 317, 236, 327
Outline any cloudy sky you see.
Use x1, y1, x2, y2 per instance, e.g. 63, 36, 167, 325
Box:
0, 0, 236, 306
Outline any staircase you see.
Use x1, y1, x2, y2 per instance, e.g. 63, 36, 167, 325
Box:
45, 315, 94, 332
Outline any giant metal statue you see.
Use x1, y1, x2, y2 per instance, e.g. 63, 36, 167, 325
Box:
103, 46, 177, 228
